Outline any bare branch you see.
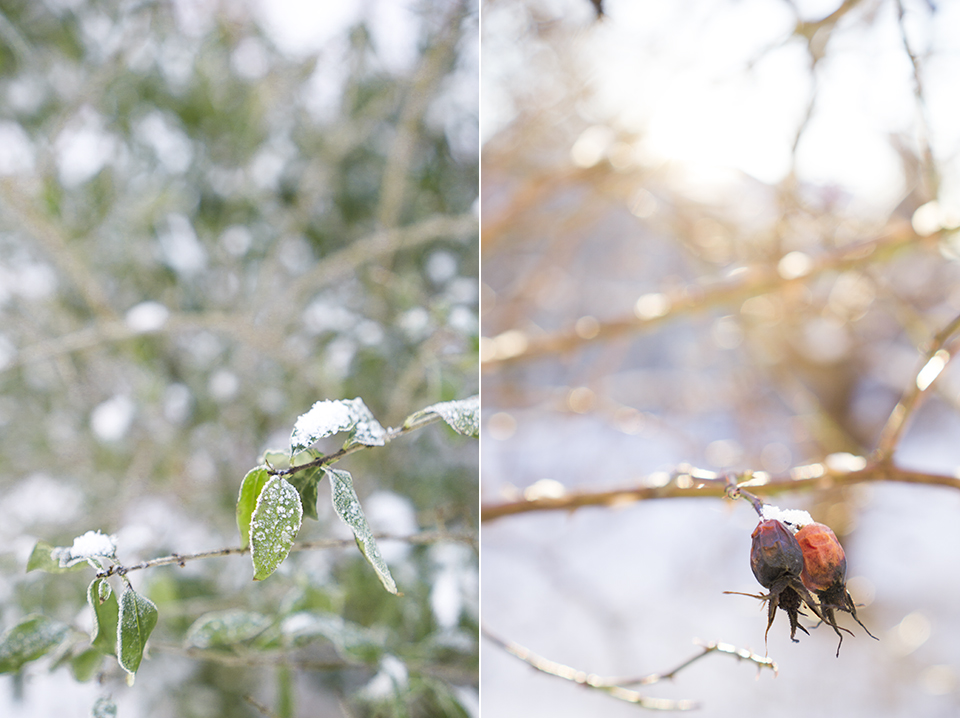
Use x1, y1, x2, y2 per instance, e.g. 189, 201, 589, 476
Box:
482, 223, 937, 369
873, 311, 960, 462
481, 462, 960, 522
482, 626, 775, 710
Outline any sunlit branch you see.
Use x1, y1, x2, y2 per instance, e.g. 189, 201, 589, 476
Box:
95, 530, 476, 578
480, 463, 960, 522
873, 311, 960, 462
481, 224, 938, 369
482, 626, 775, 711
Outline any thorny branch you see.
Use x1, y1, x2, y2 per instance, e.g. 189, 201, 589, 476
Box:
94, 530, 476, 579
482, 626, 776, 711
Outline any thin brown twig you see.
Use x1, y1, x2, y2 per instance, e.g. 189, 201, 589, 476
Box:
263, 213, 478, 326
243, 695, 281, 718
480, 462, 960, 522
482, 626, 775, 711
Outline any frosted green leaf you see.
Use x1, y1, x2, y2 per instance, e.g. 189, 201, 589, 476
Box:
91, 696, 118, 718
403, 395, 479, 437
48, 531, 117, 571
236, 466, 270, 548
184, 610, 271, 649
26, 541, 88, 574
87, 578, 119, 656
290, 398, 386, 453
117, 586, 158, 678
0, 614, 70, 673
280, 612, 384, 661
250, 476, 303, 581
324, 468, 398, 595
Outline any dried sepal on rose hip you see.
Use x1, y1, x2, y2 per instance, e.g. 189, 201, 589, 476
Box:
795, 522, 878, 655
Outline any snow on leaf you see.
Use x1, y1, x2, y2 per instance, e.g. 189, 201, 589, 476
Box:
290, 398, 386, 453
117, 586, 158, 678
249, 476, 303, 581
236, 466, 270, 548
26, 541, 88, 574
0, 615, 70, 673
324, 467, 398, 595
184, 610, 272, 649
403, 395, 479, 437
50, 530, 117, 570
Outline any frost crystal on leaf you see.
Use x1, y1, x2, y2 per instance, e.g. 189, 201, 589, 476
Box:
325, 467, 398, 595
404, 395, 479, 437
250, 476, 303, 581
290, 398, 386, 453
117, 586, 158, 678
0, 615, 70, 673
52, 530, 117, 568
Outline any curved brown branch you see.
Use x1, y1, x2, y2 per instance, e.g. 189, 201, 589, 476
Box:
481, 462, 960, 522
482, 626, 775, 710
482, 222, 937, 369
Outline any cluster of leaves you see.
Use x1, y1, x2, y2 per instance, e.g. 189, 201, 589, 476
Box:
7, 395, 477, 715
0, 0, 477, 715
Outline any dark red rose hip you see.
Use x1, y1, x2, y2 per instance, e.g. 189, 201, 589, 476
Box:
750, 519, 804, 587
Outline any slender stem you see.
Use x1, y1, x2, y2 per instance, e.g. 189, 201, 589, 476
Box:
269, 415, 444, 477
95, 530, 475, 578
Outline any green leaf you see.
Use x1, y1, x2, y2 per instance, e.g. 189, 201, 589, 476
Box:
250, 476, 303, 581
236, 466, 270, 548
87, 578, 119, 656
26, 541, 87, 574
70, 646, 103, 682
290, 398, 386, 453
91, 696, 118, 718
286, 466, 323, 521
0, 615, 70, 673
117, 586, 158, 679
403, 395, 479, 437
324, 467, 398, 595
184, 610, 272, 649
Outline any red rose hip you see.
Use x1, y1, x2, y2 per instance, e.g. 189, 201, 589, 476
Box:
795, 522, 846, 592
